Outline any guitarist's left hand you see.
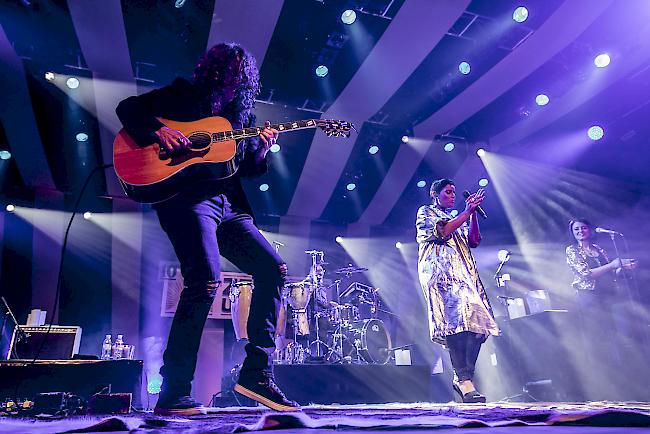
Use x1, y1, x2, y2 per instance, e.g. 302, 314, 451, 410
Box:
255, 121, 279, 162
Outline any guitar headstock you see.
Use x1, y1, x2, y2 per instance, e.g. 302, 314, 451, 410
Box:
316, 119, 357, 138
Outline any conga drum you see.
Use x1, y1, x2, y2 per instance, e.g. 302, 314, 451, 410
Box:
285, 281, 313, 336
229, 281, 253, 341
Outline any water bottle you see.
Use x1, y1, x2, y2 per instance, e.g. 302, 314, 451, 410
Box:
112, 334, 124, 359
101, 334, 112, 360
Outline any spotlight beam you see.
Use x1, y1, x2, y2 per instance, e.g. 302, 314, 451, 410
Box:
361, 0, 620, 226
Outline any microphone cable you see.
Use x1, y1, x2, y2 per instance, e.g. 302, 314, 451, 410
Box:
12, 163, 114, 402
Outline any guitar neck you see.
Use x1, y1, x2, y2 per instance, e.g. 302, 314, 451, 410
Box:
213, 119, 319, 142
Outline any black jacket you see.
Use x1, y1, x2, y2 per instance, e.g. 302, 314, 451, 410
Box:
115, 77, 266, 216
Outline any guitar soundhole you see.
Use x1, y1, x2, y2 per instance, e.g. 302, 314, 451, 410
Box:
188, 132, 211, 150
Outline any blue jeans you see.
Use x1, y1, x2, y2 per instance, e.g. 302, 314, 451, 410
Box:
156, 194, 286, 397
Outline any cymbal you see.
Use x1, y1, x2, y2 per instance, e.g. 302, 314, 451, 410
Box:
334, 266, 368, 275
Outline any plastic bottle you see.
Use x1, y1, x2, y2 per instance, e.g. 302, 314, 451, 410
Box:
112, 334, 124, 359
101, 334, 112, 360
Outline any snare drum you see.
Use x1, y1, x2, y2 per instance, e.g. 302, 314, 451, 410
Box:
285, 281, 313, 336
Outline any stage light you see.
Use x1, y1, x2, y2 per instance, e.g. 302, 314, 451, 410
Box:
335, 236, 343, 243
44, 72, 55, 81
417, 180, 427, 188
269, 143, 280, 153
259, 183, 269, 192
341, 9, 357, 25
444, 142, 455, 152
594, 53, 610, 68
368, 145, 379, 154
478, 178, 489, 187
315, 65, 329, 77
6, 204, 15, 212
512, 6, 529, 23
76, 133, 88, 142
395, 241, 402, 249
401, 135, 409, 143
66, 77, 80, 89
458, 61, 471, 75
0, 150, 11, 160
477, 148, 486, 157
498, 249, 511, 262
450, 209, 458, 217
588, 125, 604, 141
83, 212, 92, 220
346, 183, 356, 191
174, 0, 186, 7
535, 94, 549, 106
501, 273, 511, 281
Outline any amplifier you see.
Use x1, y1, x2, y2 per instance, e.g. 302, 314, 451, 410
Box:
9, 326, 82, 360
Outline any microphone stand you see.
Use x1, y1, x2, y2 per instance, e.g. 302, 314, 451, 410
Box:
1, 297, 28, 359
494, 254, 511, 309
491, 262, 528, 402
607, 233, 635, 302
606, 233, 649, 350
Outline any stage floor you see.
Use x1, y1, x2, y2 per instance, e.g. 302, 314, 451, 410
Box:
1, 402, 650, 433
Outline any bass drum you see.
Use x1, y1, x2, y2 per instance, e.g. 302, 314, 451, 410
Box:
345, 319, 391, 364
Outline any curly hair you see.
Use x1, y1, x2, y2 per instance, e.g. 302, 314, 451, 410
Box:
193, 43, 261, 130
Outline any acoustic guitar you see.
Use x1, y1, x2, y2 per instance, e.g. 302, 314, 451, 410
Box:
113, 116, 355, 203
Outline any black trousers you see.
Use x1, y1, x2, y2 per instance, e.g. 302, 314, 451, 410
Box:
446, 331, 484, 382
156, 194, 286, 398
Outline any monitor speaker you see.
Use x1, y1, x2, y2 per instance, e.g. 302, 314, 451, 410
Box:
9, 326, 82, 360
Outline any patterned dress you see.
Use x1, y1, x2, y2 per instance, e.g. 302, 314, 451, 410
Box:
565, 243, 617, 294
416, 205, 500, 344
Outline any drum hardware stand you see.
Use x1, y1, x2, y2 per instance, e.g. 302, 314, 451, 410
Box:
310, 312, 329, 358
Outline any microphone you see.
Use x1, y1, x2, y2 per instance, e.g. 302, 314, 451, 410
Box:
462, 190, 487, 219
595, 227, 622, 235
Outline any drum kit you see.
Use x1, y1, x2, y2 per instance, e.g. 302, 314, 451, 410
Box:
229, 250, 394, 365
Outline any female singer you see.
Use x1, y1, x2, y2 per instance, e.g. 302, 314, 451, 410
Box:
566, 218, 636, 299
566, 218, 636, 383
416, 179, 500, 403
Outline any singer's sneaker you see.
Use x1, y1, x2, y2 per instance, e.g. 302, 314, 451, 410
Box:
154, 395, 206, 416
234, 373, 300, 412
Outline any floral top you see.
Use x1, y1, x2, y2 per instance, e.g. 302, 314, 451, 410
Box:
416, 205, 500, 344
566, 243, 616, 293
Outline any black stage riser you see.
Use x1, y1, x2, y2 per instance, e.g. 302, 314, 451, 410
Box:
273, 364, 436, 405
0, 360, 143, 405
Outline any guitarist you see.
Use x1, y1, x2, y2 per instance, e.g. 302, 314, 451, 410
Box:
116, 43, 299, 414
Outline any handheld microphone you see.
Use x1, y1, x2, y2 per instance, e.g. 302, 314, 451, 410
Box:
462, 190, 487, 219
595, 227, 622, 235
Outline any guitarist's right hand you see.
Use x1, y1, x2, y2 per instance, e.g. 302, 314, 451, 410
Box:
155, 126, 191, 154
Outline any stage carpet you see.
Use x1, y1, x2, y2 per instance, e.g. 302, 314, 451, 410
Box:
1, 402, 650, 433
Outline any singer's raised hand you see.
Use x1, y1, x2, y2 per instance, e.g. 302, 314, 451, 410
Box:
465, 188, 485, 213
